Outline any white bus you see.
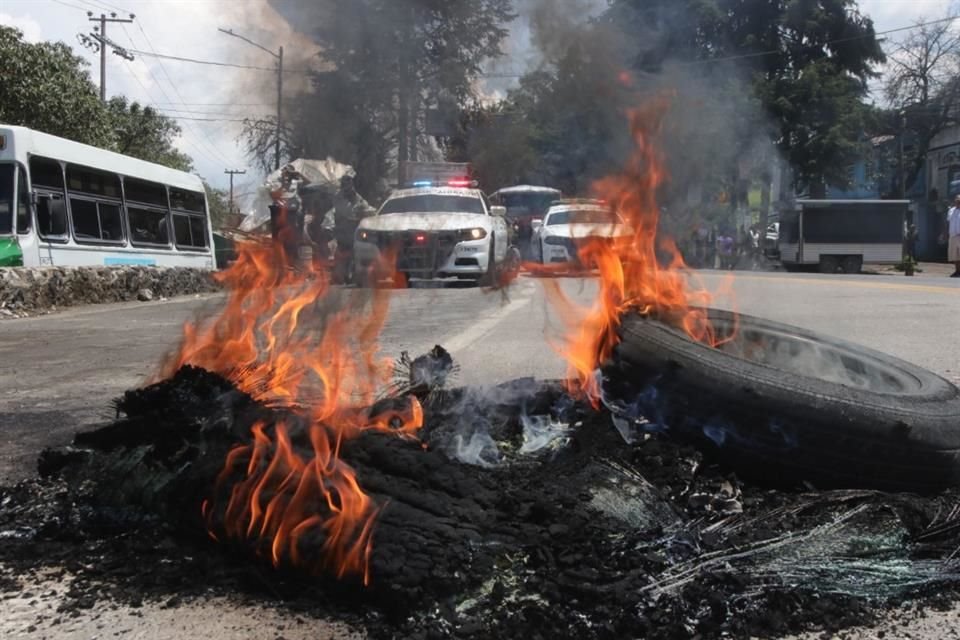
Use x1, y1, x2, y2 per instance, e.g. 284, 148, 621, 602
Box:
0, 125, 214, 269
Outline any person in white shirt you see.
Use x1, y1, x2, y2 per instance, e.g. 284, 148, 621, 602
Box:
949, 195, 960, 277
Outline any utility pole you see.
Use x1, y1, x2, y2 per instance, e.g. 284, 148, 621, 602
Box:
276, 47, 283, 172
224, 169, 247, 213
84, 12, 135, 102
899, 110, 908, 199
219, 28, 284, 171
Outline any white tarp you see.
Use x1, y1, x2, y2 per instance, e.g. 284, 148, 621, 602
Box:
240, 158, 354, 232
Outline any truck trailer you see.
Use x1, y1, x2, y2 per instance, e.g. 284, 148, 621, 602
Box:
779, 199, 912, 274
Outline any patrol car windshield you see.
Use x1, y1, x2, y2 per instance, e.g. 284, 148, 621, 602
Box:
380, 194, 486, 215
546, 208, 618, 225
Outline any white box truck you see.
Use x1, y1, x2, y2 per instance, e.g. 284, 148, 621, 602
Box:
779, 199, 912, 274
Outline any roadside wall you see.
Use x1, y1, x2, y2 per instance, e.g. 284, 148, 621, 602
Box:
0, 267, 220, 317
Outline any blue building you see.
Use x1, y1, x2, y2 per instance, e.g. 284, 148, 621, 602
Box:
825, 132, 949, 261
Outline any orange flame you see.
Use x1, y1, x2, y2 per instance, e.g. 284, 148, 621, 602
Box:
544, 99, 733, 402
162, 239, 417, 584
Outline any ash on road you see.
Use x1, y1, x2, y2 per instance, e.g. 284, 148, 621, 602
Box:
0, 271, 958, 639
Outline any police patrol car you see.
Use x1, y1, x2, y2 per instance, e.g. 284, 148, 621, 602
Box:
354, 179, 514, 284
532, 199, 631, 264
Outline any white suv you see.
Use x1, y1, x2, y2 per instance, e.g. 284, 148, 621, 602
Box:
354, 185, 511, 284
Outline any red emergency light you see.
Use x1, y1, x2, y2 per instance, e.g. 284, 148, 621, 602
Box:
447, 178, 473, 187
415, 233, 427, 244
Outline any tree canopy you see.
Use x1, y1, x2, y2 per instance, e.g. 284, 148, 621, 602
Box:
604, 0, 886, 196
108, 97, 194, 172
882, 7, 960, 196
0, 26, 195, 174
0, 25, 114, 149
244, 0, 516, 195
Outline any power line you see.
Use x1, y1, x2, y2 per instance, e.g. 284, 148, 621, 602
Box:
124, 47, 521, 78
116, 28, 233, 168
72, 0, 125, 12
674, 15, 960, 67
122, 47, 311, 74
76, 12, 135, 102
51, 0, 93, 12
150, 102, 274, 107
83, 0, 132, 14
155, 107, 272, 116
129, 23, 238, 167
118, 58, 236, 168
158, 116, 252, 122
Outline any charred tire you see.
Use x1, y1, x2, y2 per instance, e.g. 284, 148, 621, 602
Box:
607, 309, 960, 493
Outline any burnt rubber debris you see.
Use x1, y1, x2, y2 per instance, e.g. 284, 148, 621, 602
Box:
2, 343, 960, 640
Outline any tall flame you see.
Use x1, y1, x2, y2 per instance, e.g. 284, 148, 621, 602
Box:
166, 240, 417, 585
544, 99, 731, 402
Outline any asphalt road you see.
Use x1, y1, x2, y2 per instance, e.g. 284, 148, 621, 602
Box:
1, 269, 959, 639
1, 270, 958, 485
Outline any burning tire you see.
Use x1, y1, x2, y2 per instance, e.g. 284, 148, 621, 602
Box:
606, 308, 960, 493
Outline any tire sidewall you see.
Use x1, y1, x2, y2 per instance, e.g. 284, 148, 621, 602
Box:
610, 309, 960, 491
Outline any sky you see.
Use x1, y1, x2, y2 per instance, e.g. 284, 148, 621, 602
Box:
1, 0, 955, 198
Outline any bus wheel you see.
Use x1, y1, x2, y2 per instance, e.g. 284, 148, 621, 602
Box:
840, 256, 862, 274
819, 256, 840, 274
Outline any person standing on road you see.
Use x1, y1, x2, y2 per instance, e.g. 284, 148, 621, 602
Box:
748, 224, 762, 270
323, 173, 374, 284
948, 195, 960, 277
706, 225, 717, 269
270, 165, 310, 266
718, 230, 736, 270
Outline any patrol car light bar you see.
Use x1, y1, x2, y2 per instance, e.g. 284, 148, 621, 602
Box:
408, 178, 478, 188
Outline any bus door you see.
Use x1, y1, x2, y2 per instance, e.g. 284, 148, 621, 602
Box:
15, 164, 40, 267
30, 157, 71, 266
0, 163, 21, 265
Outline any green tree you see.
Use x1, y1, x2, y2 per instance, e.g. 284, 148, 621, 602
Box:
605, 0, 885, 199
244, 0, 515, 191
107, 97, 194, 172
882, 7, 960, 197
495, 17, 637, 196
0, 25, 114, 148
444, 101, 539, 192
203, 181, 230, 230
0, 26, 198, 176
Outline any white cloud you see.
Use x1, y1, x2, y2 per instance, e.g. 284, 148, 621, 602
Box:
0, 12, 43, 43
859, 0, 953, 30
4, 0, 278, 188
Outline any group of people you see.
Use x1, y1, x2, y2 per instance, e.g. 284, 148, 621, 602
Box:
687, 224, 764, 270
269, 164, 374, 283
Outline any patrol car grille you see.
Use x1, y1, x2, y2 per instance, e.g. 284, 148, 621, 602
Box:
375, 231, 458, 274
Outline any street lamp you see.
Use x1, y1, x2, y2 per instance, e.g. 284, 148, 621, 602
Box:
218, 28, 284, 171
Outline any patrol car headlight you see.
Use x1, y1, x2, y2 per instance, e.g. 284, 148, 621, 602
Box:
458, 227, 487, 241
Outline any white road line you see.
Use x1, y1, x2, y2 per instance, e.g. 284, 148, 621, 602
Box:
441, 281, 536, 354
